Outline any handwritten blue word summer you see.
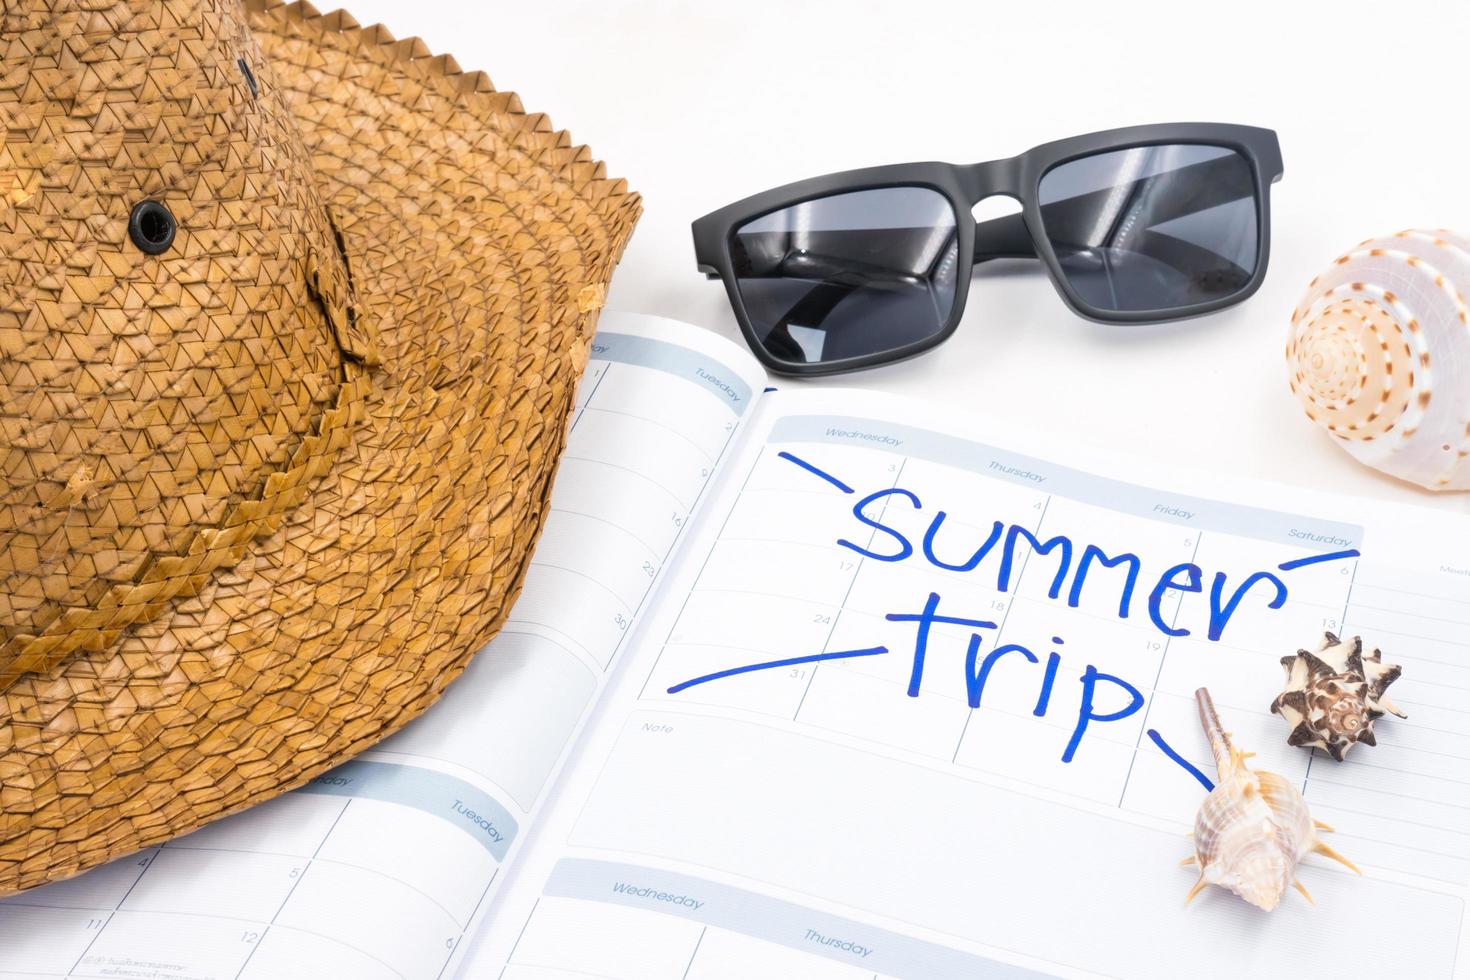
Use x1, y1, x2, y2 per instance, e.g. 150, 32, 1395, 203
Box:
665, 451, 1359, 785
777, 450, 1356, 643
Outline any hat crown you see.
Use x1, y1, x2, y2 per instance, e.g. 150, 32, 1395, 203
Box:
0, 0, 358, 676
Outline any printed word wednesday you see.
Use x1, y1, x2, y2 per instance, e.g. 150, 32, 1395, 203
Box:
666, 451, 1360, 789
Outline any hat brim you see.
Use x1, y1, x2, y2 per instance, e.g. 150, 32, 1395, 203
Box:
0, 0, 640, 894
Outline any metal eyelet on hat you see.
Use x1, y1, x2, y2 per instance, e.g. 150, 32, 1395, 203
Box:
128, 200, 177, 255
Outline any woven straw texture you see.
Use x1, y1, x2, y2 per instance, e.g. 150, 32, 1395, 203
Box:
0, 0, 640, 894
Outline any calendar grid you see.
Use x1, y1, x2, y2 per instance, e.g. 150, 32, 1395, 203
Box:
794, 459, 908, 721
63, 851, 155, 977
1301, 557, 1360, 795
496, 896, 542, 980
636, 427, 769, 703
581, 404, 718, 459
950, 493, 1052, 764
1116, 532, 1202, 807
678, 926, 707, 979
482, 399, 1470, 980
435, 852, 501, 980
230, 799, 351, 979
568, 361, 612, 432
555, 456, 689, 508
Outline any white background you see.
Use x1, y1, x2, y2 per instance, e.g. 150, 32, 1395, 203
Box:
347, 0, 1470, 513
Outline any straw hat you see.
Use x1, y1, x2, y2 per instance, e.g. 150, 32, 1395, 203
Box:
0, 0, 640, 894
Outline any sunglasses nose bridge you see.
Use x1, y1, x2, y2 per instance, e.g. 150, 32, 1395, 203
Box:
958, 157, 1023, 203
959, 159, 1033, 266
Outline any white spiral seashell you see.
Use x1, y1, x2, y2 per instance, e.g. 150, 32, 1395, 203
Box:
1286, 230, 1470, 490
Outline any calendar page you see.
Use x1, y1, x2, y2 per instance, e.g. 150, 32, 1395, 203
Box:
0, 315, 765, 980
466, 386, 1470, 980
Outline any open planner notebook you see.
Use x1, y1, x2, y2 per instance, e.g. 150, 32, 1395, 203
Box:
3, 312, 1469, 980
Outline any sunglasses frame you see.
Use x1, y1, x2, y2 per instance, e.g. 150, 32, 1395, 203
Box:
692, 122, 1284, 376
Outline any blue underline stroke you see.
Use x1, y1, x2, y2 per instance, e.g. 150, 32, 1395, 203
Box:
1147, 728, 1214, 791
1277, 549, 1360, 571
777, 451, 855, 495
666, 646, 888, 694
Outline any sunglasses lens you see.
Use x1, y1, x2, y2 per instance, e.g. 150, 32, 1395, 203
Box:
1037, 144, 1259, 315
730, 186, 959, 367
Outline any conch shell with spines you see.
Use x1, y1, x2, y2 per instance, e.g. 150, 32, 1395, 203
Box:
1183, 688, 1359, 911
1271, 632, 1406, 761
1286, 230, 1470, 490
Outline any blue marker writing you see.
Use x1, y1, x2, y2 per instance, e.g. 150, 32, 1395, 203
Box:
885, 592, 996, 697
777, 451, 853, 494
1148, 563, 1202, 637
1063, 665, 1144, 764
839, 488, 922, 563
965, 639, 1037, 709
1148, 728, 1214, 791
779, 450, 1359, 645
1034, 640, 1063, 717
667, 646, 888, 694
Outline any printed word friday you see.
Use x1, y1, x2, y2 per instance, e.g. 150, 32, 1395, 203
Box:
667, 451, 1360, 790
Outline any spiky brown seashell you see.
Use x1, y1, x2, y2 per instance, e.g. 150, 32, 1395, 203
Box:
1270, 633, 1406, 761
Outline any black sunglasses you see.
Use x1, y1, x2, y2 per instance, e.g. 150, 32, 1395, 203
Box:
692, 123, 1283, 376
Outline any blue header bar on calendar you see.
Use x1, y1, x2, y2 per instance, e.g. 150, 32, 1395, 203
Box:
591, 332, 753, 413
545, 858, 1050, 979
299, 760, 517, 861
768, 414, 1364, 550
